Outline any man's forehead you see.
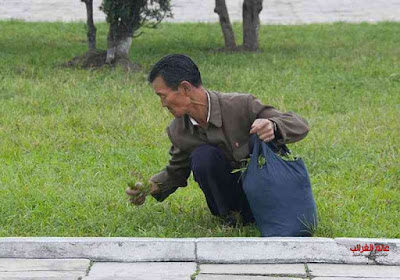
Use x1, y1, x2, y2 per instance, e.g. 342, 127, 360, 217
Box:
153, 75, 166, 85
152, 76, 168, 90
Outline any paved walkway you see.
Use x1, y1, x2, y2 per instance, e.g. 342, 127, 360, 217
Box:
2, 259, 400, 280
0, 0, 400, 24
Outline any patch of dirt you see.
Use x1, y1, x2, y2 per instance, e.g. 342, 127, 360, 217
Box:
63, 50, 141, 72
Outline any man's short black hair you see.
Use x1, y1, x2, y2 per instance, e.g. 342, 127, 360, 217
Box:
148, 54, 202, 90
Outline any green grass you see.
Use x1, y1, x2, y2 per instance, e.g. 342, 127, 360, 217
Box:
0, 20, 399, 237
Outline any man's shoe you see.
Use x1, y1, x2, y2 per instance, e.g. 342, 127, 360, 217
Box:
221, 211, 256, 227
222, 214, 239, 227
221, 211, 243, 227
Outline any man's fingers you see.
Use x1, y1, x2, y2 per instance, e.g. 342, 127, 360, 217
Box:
125, 187, 142, 196
129, 192, 146, 201
250, 119, 269, 134
130, 194, 145, 201
252, 125, 270, 136
129, 195, 146, 206
258, 131, 275, 142
259, 134, 274, 142
126, 182, 148, 205
250, 124, 262, 134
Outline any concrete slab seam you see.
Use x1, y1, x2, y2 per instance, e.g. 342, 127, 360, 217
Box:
85, 260, 94, 277
191, 263, 200, 280
195, 239, 198, 263
304, 263, 311, 279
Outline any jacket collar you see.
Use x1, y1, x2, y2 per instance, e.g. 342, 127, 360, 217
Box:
208, 90, 223, 128
184, 89, 222, 134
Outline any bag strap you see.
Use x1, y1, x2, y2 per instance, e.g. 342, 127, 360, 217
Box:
249, 134, 275, 161
247, 134, 258, 169
267, 141, 291, 156
249, 134, 291, 158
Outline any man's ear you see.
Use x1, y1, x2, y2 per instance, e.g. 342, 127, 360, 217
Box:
180, 81, 192, 95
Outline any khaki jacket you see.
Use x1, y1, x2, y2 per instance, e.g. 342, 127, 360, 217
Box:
150, 90, 309, 202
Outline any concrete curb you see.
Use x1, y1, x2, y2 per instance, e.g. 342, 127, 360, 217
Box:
197, 238, 400, 265
0, 238, 196, 262
0, 237, 399, 265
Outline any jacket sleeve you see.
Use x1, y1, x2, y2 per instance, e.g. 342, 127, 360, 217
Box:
150, 127, 191, 202
247, 95, 309, 145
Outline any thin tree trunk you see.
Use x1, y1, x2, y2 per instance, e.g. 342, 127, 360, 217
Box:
242, 0, 263, 51
82, 0, 97, 51
214, 0, 236, 50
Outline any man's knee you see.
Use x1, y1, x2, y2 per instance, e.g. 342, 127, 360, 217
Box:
190, 144, 224, 174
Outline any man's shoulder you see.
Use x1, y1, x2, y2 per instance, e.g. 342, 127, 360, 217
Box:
212, 90, 252, 100
210, 90, 254, 110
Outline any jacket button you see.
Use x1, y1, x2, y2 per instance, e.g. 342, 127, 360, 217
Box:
235, 142, 240, 148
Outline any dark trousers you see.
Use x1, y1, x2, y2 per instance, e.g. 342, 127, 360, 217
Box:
190, 144, 255, 223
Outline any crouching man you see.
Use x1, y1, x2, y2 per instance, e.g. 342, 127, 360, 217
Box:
126, 54, 309, 226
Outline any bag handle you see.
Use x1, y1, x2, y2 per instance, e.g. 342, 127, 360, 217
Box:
249, 134, 276, 162
249, 134, 291, 161
248, 134, 261, 169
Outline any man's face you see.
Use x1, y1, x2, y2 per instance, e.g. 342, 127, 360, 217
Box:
151, 76, 190, 118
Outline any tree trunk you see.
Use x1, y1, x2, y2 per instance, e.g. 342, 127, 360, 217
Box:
82, 0, 97, 51
105, 23, 140, 71
106, 23, 133, 63
214, 0, 236, 50
242, 0, 263, 51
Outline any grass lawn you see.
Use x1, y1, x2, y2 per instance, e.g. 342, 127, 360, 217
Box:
0, 20, 399, 238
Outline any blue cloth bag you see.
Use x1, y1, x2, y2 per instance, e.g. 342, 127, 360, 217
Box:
242, 135, 318, 237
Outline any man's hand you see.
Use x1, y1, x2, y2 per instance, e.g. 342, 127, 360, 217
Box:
250, 118, 275, 142
125, 180, 161, 206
